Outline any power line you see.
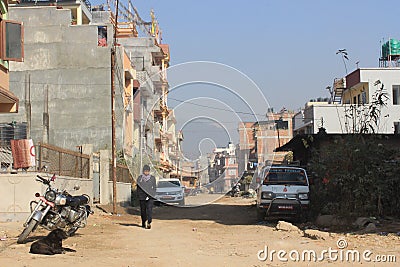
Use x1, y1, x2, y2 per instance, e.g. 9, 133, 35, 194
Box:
168, 97, 264, 117
168, 97, 324, 121
9, 78, 324, 122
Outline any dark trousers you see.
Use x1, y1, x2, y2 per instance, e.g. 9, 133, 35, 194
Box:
139, 199, 154, 225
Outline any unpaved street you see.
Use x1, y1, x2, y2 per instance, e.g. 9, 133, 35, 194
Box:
1, 195, 399, 267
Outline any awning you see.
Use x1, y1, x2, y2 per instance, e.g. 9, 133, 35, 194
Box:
0, 87, 19, 113
125, 69, 134, 79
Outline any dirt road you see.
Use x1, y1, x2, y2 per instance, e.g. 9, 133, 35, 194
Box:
1, 195, 399, 267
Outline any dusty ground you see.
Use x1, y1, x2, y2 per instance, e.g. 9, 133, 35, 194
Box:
1, 195, 399, 267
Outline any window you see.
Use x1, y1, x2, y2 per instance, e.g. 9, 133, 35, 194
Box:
97, 26, 107, 47
392, 85, 400, 105
275, 120, 288, 130
362, 92, 367, 104
1, 20, 24, 62
263, 168, 307, 186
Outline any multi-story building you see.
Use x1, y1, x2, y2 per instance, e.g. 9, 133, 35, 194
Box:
0, 0, 23, 113
237, 122, 257, 177
118, 35, 174, 177
237, 109, 295, 174
4, 2, 179, 180
208, 142, 238, 192
4, 3, 134, 153
293, 68, 400, 135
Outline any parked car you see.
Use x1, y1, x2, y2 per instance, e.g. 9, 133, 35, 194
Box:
256, 166, 310, 221
155, 178, 185, 206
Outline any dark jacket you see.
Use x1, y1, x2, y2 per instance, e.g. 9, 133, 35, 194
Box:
137, 174, 156, 200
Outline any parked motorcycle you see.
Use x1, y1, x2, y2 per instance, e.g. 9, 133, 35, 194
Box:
230, 183, 241, 197
17, 174, 93, 244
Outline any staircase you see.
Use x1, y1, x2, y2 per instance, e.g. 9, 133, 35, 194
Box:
332, 78, 346, 104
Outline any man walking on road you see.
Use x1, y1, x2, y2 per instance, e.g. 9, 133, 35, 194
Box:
137, 165, 156, 229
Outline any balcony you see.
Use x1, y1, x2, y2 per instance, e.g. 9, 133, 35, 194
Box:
20, 0, 91, 10
136, 71, 154, 97
18, 0, 92, 24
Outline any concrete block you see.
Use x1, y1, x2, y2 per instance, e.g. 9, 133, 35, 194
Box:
276, 221, 304, 236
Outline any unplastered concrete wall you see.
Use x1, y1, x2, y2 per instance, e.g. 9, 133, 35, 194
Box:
118, 37, 162, 76
5, 7, 125, 152
99, 150, 132, 206
107, 181, 132, 207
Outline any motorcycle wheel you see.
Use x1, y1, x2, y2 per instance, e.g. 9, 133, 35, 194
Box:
17, 219, 38, 244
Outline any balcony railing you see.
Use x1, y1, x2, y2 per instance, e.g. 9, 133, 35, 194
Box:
20, 0, 92, 11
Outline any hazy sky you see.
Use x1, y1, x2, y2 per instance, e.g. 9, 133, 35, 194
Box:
109, 0, 399, 110
97, 0, 400, 157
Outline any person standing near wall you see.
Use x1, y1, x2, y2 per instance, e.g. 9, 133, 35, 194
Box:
137, 165, 156, 229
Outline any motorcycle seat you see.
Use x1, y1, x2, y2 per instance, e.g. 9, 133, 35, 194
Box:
67, 195, 90, 207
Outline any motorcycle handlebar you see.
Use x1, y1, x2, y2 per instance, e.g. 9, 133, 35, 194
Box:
36, 175, 50, 185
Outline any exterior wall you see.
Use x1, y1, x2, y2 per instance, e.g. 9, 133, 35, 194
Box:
118, 36, 171, 171
342, 82, 368, 104
107, 181, 132, 206
0, 0, 9, 85
295, 69, 400, 135
0, 66, 9, 91
99, 149, 132, 206
0, 0, 19, 113
256, 111, 294, 165
294, 104, 397, 134
0, 173, 93, 222
5, 7, 125, 152
0, 171, 132, 222
123, 50, 134, 157
344, 68, 400, 105
238, 122, 257, 176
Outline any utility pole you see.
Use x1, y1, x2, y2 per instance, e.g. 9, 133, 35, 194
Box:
111, 0, 120, 215
25, 73, 31, 138
275, 118, 283, 148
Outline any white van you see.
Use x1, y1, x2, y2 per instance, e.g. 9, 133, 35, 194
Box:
256, 166, 310, 221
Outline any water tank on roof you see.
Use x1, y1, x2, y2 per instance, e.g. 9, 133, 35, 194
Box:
382, 38, 400, 58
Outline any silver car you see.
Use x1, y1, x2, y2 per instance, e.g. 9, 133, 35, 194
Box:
155, 178, 185, 206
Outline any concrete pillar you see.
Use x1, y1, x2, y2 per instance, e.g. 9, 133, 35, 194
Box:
99, 150, 110, 204
77, 6, 82, 25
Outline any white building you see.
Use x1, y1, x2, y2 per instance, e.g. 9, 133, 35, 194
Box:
294, 68, 400, 135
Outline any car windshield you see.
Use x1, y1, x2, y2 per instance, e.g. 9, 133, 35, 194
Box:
157, 181, 181, 188
263, 169, 308, 185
